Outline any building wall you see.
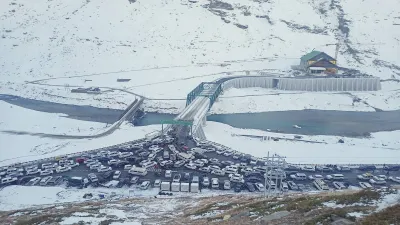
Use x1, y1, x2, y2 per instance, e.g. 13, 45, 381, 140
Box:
222, 77, 381, 92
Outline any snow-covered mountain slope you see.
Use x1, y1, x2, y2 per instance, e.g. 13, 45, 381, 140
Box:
1, 0, 399, 80
1, 0, 399, 110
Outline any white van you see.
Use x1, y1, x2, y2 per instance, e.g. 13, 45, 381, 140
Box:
313, 179, 329, 191
129, 167, 148, 176
327, 174, 345, 180
1, 176, 17, 185
280, 182, 289, 192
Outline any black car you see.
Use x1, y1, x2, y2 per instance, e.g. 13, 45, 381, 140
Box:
383, 165, 400, 171
246, 177, 262, 183
97, 157, 110, 163
117, 178, 129, 188
113, 160, 130, 168
245, 182, 256, 192
234, 184, 243, 193
126, 156, 140, 163
359, 165, 377, 171
101, 171, 114, 180
285, 165, 299, 171
221, 161, 234, 167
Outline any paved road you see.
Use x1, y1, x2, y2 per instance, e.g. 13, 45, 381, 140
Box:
2, 98, 143, 140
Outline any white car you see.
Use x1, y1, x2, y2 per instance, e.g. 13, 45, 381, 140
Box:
192, 160, 205, 167
113, 171, 121, 180
154, 179, 161, 187
209, 165, 221, 171
375, 175, 387, 180
223, 150, 233, 157
108, 159, 119, 165
165, 170, 172, 178
199, 166, 211, 173
211, 169, 225, 176
389, 176, 400, 183
41, 163, 57, 170
209, 158, 219, 164
229, 174, 244, 183
250, 160, 258, 166
254, 183, 265, 192
1, 177, 18, 185
56, 166, 71, 173
119, 152, 133, 158
308, 174, 324, 180
216, 150, 224, 155
97, 166, 112, 173
369, 178, 386, 185
90, 163, 102, 171
140, 181, 151, 190
141, 161, 157, 169
107, 151, 120, 157
198, 158, 209, 164
84, 159, 98, 165
302, 166, 315, 172
202, 177, 210, 187
40, 169, 54, 176
148, 153, 156, 160
26, 169, 41, 175
174, 160, 185, 168
357, 173, 374, 180
241, 167, 253, 173
184, 163, 197, 170
124, 164, 133, 170
67, 160, 79, 167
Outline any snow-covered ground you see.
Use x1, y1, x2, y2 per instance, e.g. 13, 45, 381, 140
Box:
0, 0, 399, 113
203, 121, 400, 164
0, 122, 159, 167
0, 101, 108, 136
211, 80, 400, 113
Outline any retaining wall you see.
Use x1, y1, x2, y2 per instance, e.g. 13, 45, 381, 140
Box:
222, 77, 381, 92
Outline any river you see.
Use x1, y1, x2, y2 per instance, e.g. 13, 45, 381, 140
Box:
2, 94, 400, 137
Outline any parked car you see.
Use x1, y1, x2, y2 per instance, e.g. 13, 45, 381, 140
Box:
140, 181, 151, 190
88, 173, 98, 183
223, 180, 231, 190
56, 166, 71, 173
97, 166, 112, 173
184, 163, 197, 170
254, 183, 265, 192
154, 179, 161, 188
202, 177, 210, 187
245, 182, 256, 192
173, 174, 181, 183
113, 171, 121, 180
171, 160, 183, 168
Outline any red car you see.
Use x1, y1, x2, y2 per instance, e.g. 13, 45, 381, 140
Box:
75, 158, 86, 163
182, 146, 189, 151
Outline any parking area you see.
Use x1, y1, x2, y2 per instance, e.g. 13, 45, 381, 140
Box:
1, 131, 400, 195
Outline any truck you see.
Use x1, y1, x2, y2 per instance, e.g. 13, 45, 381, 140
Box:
171, 182, 180, 192
160, 181, 171, 191
181, 182, 190, 192
190, 183, 200, 193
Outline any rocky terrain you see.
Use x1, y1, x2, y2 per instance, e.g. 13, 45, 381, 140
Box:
1, 188, 399, 225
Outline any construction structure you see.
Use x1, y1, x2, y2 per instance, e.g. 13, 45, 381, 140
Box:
264, 152, 287, 197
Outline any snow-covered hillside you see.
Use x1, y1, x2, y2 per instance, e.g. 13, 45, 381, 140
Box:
1, 0, 399, 111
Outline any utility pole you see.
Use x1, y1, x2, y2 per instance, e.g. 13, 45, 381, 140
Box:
264, 153, 286, 197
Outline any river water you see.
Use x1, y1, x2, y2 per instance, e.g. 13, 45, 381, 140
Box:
2, 94, 400, 137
